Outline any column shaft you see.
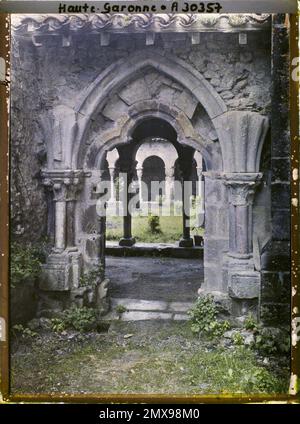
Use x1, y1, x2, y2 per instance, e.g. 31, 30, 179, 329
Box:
55, 200, 66, 251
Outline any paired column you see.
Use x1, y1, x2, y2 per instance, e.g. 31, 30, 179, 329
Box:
224, 173, 262, 259
165, 166, 175, 206
119, 166, 136, 247
43, 172, 83, 253
179, 169, 194, 248
108, 166, 116, 203
136, 167, 143, 208
196, 166, 205, 227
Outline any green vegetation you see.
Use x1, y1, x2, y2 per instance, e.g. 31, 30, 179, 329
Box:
251, 326, 290, 355
147, 214, 161, 234
107, 215, 203, 243
10, 243, 42, 286
115, 304, 128, 319
79, 267, 103, 289
51, 306, 97, 333
12, 324, 37, 339
10, 321, 289, 395
188, 295, 231, 339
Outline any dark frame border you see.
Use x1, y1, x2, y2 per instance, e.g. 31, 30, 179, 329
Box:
0, 12, 299, 403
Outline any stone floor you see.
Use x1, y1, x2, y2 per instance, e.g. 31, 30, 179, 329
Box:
106, 241, 203, 258
105, 256, 203, 321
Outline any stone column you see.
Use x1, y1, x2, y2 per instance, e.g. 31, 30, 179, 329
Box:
223, 173, 263, 311
224, 173, 262, 259
119, 168, 136, 247
65, 178, 82, 250
43, 172, 83, 254
108, 166, 115, 202
196, 167, 205, 227
165, 166, 174, 205
179, 174, 193, 248
136, 167, 143, 208
53, 182, 68, 253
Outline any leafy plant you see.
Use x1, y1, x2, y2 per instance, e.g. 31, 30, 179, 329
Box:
240, 368, 282, 393
79, 267, 103, 289
12, 324, 37, 339
251, 327, 290, 355
148, 214, 161, 234
244, 314, 258, 331
232, 332, 245, 346
115, 304, 128, 319
188, 295, 230, 339
51, 318, 67, 333
10, 243, 42, 286
51, 306, 97, 333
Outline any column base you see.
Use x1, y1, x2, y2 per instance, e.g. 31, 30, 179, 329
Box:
119, 237, 136, 247
179, 238, 194, 248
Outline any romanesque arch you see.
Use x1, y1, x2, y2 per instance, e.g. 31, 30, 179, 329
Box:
41, 47, 270, 320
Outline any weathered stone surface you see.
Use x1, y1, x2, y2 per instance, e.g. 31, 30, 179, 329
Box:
261, 241, 291, 271
9, 18, 290, 325
120, 311, 173, 321
223, 329, 255, 346
271, 210, 290, 241
261, 271, 290, 303
228, 272, 260, 299
111, 298, 168, 312
27, 317, 52, 331
11, 281, 38, 325
40, 254, 72, 291
271, 158, 290, 182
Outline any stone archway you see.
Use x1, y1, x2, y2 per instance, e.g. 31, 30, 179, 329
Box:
136, 137, 178, 205
41, 48, 270, 319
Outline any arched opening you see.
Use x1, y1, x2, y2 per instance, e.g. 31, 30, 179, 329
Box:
141, 156, 165, 202
102, 116, 205, 248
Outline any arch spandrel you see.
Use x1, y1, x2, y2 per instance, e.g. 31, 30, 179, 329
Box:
83, 103, 218, 172
135, 138, 178, 171
70, 49, 227, 169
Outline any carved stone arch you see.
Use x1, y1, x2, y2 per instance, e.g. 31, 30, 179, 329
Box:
71, 49, 227, 168
135, 138, 178, 171
83, 102, 219, 171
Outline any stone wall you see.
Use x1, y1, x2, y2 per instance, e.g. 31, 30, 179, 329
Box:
260, 15, 291, 325
10, 38, 48, 243
10, 29, 271, 244
10, 18, 291, 324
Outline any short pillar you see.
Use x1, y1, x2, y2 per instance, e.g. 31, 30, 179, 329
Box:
224, 173, 262, 259
179, 178, 194, 248
223, 173, 263, 314
196, 167, 205, 227
165, 166, 174, 205
119, 169, 136, 247
108, 166, 115, 202
136, 167, 143, 208
54, 195, 67, 252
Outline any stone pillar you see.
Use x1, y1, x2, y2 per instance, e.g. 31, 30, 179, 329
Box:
165, 166, 174, 205
108, 166, 115, 202
136, 167, 143, 207
51, 177, 82, 252
224, 173, 262, 259
201, 171, 229, 293
196, 167, 205, 227
40, 170, 83, 296
119, 168, 136, 247
53, 183, 67, 253
223, 173, 263, 315
179, 175, 193, 248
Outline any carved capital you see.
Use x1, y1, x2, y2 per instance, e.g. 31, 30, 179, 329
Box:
136, 167, 143, 180
223, 173, 263, 206
165, 166, 175, 179
42, 169, 83, 201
